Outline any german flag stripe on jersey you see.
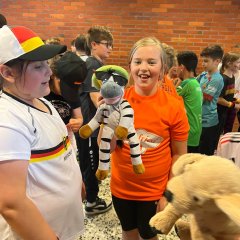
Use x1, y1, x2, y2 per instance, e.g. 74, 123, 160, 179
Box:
30, 136, 70, 163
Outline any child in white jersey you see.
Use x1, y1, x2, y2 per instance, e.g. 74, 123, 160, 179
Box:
0, 25, 84, 240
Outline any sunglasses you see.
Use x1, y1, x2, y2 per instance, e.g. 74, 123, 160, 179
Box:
95, 71, 128, 87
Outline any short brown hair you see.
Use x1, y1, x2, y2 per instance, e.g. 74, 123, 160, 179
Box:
200, 45, 224, 60
86, 26, 113, 49
75, 34, 90, 55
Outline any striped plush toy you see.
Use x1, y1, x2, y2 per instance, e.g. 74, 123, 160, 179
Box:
79, 65, 145, 180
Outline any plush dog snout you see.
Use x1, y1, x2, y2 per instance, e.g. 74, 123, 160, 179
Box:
151, 226, 162, 235
163, 190, 173, 202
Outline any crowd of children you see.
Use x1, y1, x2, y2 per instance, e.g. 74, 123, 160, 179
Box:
0, 13, 240, 240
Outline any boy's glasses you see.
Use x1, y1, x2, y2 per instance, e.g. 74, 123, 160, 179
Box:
95, 71, 128, 87
96, 41, 113, 49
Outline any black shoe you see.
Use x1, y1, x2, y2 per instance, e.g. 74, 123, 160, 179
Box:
85, 197, 112, 216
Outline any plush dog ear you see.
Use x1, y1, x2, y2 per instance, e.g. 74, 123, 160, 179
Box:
173, 153, 206, 176
215, 194, 240, 227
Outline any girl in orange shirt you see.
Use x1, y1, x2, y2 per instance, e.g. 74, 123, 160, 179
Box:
110, 37, 189, 240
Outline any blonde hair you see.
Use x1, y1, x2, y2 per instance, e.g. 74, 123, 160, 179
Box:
45, 37, 62, 66
161, 43, 177, 74
220, 52, 240, 73
128, 37, 165, 85
45, 37, 61, 45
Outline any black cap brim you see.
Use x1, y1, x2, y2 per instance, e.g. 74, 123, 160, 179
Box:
19, 44, 67, 61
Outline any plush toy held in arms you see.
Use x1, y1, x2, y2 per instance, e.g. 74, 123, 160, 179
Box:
150, 153, 240, 240
79, 65, 145, 180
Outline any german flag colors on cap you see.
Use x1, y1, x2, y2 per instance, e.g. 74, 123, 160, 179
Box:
0, 25, 66, 64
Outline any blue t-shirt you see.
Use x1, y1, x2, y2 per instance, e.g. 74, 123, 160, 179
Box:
198, 71, 224, 127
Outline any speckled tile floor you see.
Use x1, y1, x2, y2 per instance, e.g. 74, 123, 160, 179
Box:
78, 175, 179, 240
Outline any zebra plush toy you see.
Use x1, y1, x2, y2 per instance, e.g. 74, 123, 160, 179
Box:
79, 65, 145, 180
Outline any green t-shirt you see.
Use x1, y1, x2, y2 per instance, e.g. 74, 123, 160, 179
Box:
177, 78, 203, 146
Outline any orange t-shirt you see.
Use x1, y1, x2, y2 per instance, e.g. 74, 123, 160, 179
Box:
160, 75, 178, 97
110, 86, 189, 201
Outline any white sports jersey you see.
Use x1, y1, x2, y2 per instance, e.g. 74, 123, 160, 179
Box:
0, 92, 84, 240
217, 132, 240, 167
234, 70, 240, 99
234, 70, 240, 109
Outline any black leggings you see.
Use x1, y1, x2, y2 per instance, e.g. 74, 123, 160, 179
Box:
199, 124, 220, 155
76, 136, 99, 203
112, 195, 159, 239
237, 111, 240, 132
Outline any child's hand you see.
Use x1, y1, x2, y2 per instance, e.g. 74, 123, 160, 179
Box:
97, 95, 105, 107
156, 196, 168, 213
235, 103, 240, 111
168, 66, 178, 79
67, 118, 83, 133
173, 78, 182, 88
81, 181, 86, 201
235, 98, 240, 104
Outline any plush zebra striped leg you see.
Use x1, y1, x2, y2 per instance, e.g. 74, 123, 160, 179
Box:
128, 128, 145, 174
99, 126, 114, 171
128, 129, 142, 165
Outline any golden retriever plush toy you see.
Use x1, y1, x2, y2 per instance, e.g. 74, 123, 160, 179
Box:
150, 153, 240, 240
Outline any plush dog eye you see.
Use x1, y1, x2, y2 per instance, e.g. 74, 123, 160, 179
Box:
193, 196, 199, 202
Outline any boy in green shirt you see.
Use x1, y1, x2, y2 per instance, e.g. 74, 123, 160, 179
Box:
176, 51, 203, 153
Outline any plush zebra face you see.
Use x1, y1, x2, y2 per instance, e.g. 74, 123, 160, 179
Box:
93, 65, 129, 104
100, 75, 124, 104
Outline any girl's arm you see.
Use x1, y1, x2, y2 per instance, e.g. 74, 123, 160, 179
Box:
218, 96, 236, 108
157, 140, 187, 212
170, 139, 188, 179
0, 160, 58, 240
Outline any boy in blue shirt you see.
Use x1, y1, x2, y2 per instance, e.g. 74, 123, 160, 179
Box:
198, 45, 224, 155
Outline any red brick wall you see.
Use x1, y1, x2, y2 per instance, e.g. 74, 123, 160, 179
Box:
1, 0, 240, 72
